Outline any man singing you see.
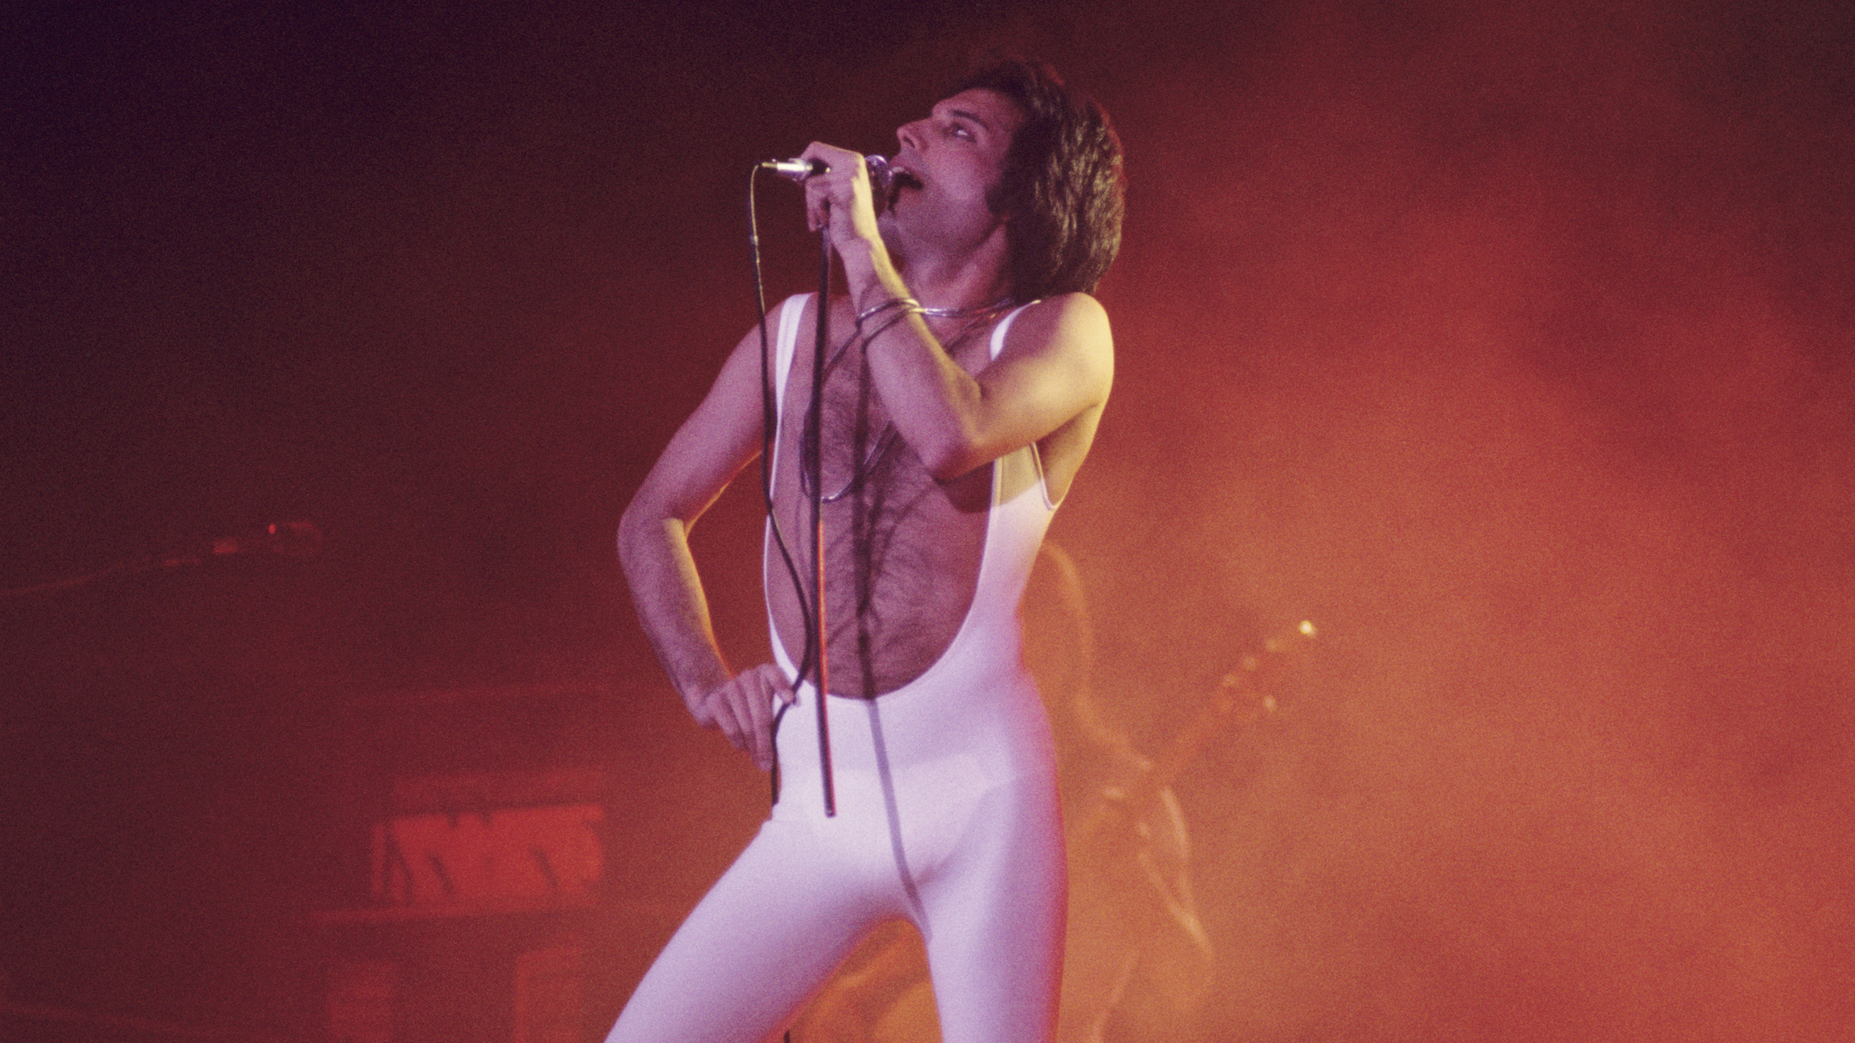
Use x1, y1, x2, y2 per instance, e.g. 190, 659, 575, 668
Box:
608, 54, 1125, 1043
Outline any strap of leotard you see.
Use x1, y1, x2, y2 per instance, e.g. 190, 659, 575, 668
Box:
988, 301, 1059, 510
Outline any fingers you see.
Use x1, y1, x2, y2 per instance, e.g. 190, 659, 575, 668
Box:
798, 142, 873, 236
732, 666, 774, 771
694, 664, 797, 773
743, 663, 795, 772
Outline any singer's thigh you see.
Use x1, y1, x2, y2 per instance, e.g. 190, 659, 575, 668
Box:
603, 820, 870, 1043
919, 780, 1066, 1043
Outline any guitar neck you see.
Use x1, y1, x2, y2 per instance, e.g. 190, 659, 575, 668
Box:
1081, 622, 1314, 837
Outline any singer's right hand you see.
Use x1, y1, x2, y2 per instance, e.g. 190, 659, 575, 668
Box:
798, 141, 885, 247
687, 662, 796, 772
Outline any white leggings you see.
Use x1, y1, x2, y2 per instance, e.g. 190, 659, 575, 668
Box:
603, 646, 1066, 1043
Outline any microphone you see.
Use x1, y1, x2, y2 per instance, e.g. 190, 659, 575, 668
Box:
761, 155, 896, 206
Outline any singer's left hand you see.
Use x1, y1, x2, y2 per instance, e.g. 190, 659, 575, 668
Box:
799, 142, 884, 249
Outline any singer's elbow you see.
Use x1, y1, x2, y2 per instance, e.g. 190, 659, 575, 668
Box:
616, 495, 670, 573
917, 430, 994, 484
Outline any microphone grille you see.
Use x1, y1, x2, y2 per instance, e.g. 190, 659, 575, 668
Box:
865, 155, 895, 207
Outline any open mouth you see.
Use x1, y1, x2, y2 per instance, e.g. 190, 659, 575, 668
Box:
875, 165, 921, 214
886, 161, 923, 193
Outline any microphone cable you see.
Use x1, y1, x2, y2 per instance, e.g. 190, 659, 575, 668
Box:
747, 162, 837, 816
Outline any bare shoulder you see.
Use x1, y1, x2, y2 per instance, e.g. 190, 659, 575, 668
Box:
998, 293, 1114, 381
993, 292, 1114, 407
1009, 292, 1112, 346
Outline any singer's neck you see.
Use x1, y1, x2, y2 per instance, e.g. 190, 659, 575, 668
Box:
851, 231, 1015, 316
905, 262, 1016, 314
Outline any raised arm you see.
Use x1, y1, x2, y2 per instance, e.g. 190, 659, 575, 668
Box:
616, 319, 795, 770
795, 137, 1113, 489
861, 290, 1113, 484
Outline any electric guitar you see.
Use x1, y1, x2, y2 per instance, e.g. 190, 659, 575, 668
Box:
1079, 619, 1317, 839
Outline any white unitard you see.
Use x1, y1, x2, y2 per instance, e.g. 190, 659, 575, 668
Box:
604, 296, 1067, 1043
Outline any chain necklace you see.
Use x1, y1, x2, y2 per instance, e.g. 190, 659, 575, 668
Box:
799, 300, 1015, 503
919, 298, 1017, 321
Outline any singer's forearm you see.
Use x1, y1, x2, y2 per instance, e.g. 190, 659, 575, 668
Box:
856, 286, 1114, 482
612, 326, 770, 711
836, 236, 912, 317
833, 239, 995, 477
617, 509, 733, 711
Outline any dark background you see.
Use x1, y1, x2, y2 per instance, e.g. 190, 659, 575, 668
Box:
4, 1, 1853, 1040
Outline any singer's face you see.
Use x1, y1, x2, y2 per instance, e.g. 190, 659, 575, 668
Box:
887, 88, 1024, 244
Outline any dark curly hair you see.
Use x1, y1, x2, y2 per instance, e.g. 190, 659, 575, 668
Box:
942, 55, 1125, 301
